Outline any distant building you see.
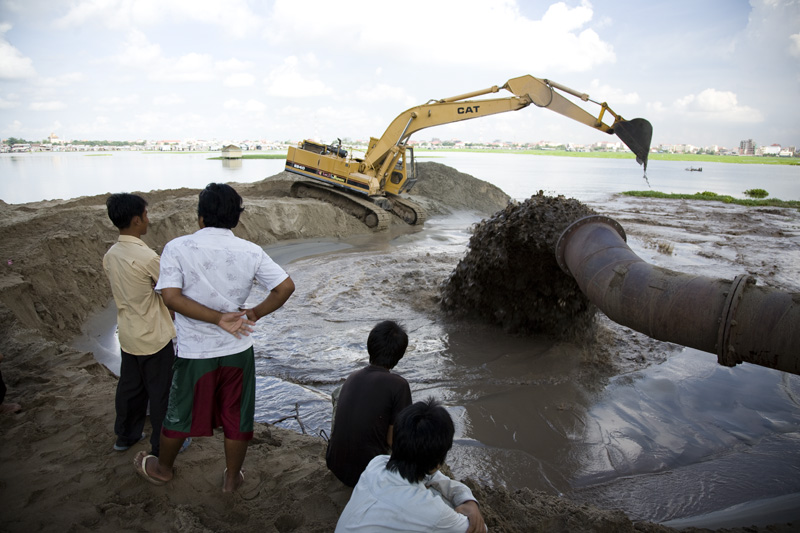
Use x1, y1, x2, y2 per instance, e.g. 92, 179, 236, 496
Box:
221, 144, 242, 159
594, 140, 622, 151
758, 144, 781, 156
739, 139, 755, 155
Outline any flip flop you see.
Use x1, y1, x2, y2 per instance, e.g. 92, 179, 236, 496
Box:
134, 451, 166, 486
222, 467, 245, 493
179, 437, 192, 454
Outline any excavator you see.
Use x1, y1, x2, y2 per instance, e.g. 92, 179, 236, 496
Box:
284, 74, 653, 229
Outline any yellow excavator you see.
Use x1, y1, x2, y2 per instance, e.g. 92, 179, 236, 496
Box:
285, 74, 653, 229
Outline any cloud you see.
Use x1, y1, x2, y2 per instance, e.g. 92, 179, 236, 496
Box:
223, 99, 267, 112
4, 119, 23, 133
115, 30, 162, 69
587, 80, 640, 106
264, 55, 333, 98
54, 0, 263, 38
152, 94, 185, 106
224, 72, 255, 87
354, 83, 417, 108
39, 72, 85, 87
0, 94, 20, 109
112, 110, 211, 138
790, 33, 800, 57
151, 52, 217, 83
267, 0, 614, 72
0, 23, 36, 79
29, 101, 66, 111
216, 58, 254, 72
738, 0, 800, 62
113, 30, 253, 84
672, 89, 763, 123
217, 58, 256, 87
93, 94, 140, 111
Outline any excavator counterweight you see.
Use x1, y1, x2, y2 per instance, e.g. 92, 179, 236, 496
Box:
285, 74, 653, 229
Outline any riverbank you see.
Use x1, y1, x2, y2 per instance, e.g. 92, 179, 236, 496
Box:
0, 164, 797, 532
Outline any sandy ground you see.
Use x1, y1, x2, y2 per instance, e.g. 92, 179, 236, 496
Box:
0, 162, 798, 532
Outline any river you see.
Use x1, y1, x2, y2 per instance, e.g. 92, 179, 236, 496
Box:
1, 150, 799, 204
24, 151, 800, 528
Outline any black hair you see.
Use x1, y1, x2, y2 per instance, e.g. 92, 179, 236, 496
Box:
197, 183, 244, 229
367, 320, 408, 369
106, 193, 147, 230
386, 398, 455, 483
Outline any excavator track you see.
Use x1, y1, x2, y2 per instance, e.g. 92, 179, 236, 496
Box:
388, 194, 428, 226
290, 180, 391, 231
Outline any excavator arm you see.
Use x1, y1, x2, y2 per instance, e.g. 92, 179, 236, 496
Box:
362, 75, 652, 176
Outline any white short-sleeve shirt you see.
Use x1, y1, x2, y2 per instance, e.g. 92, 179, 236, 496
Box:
155, 227, 288, 359
335, 455, 479, 532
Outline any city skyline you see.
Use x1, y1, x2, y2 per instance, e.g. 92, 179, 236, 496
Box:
3, 131, 792, 155
1, 1, 798, 150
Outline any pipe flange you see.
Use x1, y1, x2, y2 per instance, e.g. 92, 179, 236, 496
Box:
716, 274, 753, 367
555, 215, 626, 275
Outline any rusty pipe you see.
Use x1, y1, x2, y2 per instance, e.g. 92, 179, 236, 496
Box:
555, 215, 800, 376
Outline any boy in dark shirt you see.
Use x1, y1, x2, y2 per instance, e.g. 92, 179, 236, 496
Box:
326, 320, 412, 487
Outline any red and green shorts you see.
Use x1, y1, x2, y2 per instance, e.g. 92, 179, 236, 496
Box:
162, 347, 255, 441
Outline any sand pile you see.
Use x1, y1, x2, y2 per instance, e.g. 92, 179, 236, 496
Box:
441, 192, 597, 338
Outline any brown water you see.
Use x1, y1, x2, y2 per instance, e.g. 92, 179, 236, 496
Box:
78, 203, 800, 528
248, 205, 800, 527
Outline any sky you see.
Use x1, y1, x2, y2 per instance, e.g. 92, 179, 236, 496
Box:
0, 0, 798, 150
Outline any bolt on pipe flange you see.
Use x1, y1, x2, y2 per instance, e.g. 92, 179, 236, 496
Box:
555, 215, 626, 275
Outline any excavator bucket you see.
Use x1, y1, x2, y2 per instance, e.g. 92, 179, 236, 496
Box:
612, 118, 652, 172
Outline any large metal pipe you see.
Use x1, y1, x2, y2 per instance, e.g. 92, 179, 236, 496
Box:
555, 215, 800, 376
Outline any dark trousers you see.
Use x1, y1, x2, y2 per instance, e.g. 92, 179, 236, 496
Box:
115, 341, 175, 456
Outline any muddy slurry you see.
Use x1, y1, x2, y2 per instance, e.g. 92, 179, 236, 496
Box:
441, 192, 597, 339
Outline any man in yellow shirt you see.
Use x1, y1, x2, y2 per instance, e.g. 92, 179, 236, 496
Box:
103, 193, 177, 457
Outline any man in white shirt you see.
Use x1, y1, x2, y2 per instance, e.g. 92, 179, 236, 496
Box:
133, 183, 295, 493
336, 398, 487, 532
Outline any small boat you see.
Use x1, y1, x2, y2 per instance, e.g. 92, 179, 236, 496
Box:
685, 167, 703, 172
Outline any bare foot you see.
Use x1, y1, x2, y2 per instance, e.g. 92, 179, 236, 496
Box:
222, 468, 245, 493
0, 402, 22, 414
133, 450, 173, 485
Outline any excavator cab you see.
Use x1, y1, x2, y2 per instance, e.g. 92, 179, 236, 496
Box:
386, 145, 417, 195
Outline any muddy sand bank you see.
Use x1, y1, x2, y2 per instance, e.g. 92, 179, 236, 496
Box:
1, 162, 798, 532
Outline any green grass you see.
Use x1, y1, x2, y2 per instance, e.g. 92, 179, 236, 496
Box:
646, 153, 796, 165
416, 149, 799, 166
622, 190, 800, 210
206, 154, 286, 160
85, 153, 112, 157
142, 151, 215, 154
